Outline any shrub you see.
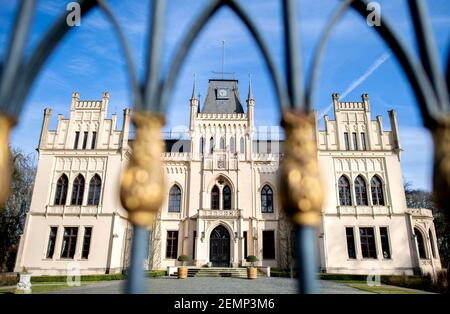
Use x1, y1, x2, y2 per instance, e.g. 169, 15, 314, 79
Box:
0, 273, 19, 286
177, 255, 189, 266
246, 255, 258, 267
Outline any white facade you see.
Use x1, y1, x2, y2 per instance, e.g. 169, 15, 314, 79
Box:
14, 81, 441, 277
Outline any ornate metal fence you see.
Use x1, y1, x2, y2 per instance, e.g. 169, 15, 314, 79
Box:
0, 0, 448, 294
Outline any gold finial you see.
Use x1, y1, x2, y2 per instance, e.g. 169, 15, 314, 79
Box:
0, 114, 16, 208
431, 116, 450, 213
278, 110, 324, 227
120, 111, 166, 226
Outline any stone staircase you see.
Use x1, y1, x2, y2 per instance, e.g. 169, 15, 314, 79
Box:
171, 267, 267, 278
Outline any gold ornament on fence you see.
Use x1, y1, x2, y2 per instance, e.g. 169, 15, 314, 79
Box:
278, 110, 324, 227
0, 115, 16, 208
431, 116, 450, 216
120, 111, 166, 226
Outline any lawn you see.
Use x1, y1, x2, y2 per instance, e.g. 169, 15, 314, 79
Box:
0, 282, 93, 294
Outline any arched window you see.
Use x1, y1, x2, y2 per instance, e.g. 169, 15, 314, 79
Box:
220, 137, 225, 149
240, 137, 245, 154
71, 174, 85, 205
429, 229, 436, 258
211, 185, 219, 209
199, 137, 204, 154
371, 176, 384, 205
230, 137, 235, 153
414, 228, 427, 259
54, 174, 68, 205
261, 185, 274, 213
87, 175, 102, 205
168, 185, 181, 212
223, 185, 232, 210
338, 176, 352, 206
209, 137, 214, 154
354, 176, 368, 206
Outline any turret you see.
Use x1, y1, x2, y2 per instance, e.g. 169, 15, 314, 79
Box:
189, 76, 199, 132
246, 78, 255, 132
38, 108, 52, 149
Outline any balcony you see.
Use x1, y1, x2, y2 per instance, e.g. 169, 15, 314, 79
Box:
337, 205, 390, 216
408, 208, 433, 218
198, 209, 241, 219
45, 205, 100, 216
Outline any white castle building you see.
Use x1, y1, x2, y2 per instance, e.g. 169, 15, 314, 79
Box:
14, 78, 442, 277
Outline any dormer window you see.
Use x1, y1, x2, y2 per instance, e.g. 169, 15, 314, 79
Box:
216, 88, 229, 100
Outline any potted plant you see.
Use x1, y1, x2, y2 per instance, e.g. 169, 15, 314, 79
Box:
246, 255, 258, 279
177, 255, 189, 279
15, 267, 32, 294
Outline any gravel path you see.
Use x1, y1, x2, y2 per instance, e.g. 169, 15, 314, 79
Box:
51, 277, 371, 294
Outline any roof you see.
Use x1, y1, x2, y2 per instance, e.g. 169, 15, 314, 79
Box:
200, 79, 245, 114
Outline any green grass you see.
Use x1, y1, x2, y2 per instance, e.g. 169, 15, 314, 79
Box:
29, 270, 166, 284
348, 283, 420, 294
0, 282, 92, 294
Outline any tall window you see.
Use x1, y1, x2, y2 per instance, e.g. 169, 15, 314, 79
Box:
91, 132, 97, 149
199, 137, 204, 154
379, 227, 391, 259
262, 230, 275, 259
338, 176, 352, 206
429, 229, 436, 258
87, 175, 101, 205
223, 185, 231, 209
352, 132, 358, 150
414, 228, 427, 259
211, 185, 219, 209
359, 227, 376, 258
166, 231, 178, 259
360, 132, 366, 150
71, 174, 85, 205
74, 131, 80, 149
209, 137, 214, 154
82, 131, 88, 149
344, 132, 349, 150
230, 137, 235, 153
261, 185, 274, 213
54, 174, 68, 205
354, 176, 368, 206
46, 227, 58, 259
346, 227, 356, 259
371, 176, 384, 206
61, 227, 78, 259
168, 185, 181, 212
220, 137, 225, 149
81, 227, 92, 259
240, 137, 245, 154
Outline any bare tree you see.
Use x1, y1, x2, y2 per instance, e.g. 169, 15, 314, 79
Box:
0, 148, 36, 272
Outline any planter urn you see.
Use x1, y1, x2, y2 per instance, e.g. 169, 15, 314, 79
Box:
247, 267, 257, 279
178, 266, 188, 279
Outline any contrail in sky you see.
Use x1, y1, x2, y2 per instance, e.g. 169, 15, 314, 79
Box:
319, 52, 391, 117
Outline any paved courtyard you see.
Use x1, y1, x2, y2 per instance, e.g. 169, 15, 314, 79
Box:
51, 277, 371, 294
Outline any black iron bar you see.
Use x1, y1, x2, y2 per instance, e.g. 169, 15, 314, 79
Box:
408, 0, 449, 112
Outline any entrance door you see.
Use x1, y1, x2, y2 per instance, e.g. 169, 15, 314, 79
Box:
209, 225, 230, 267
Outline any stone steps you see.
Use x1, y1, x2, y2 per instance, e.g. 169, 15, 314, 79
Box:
171, 267, 267, 278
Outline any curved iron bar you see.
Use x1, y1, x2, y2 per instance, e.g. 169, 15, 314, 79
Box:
160, 0, 290, 113
143, 0, 166, 112
305, 0, 354, 109
0, 0, 36, 113
349, 0, 442, 127
409, 0, 449, 112
282, 0, 303, 110
96, 0, 143, 110
10, 0, 98, 117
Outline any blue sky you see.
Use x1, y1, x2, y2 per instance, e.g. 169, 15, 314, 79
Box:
1, 0, 449, 191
